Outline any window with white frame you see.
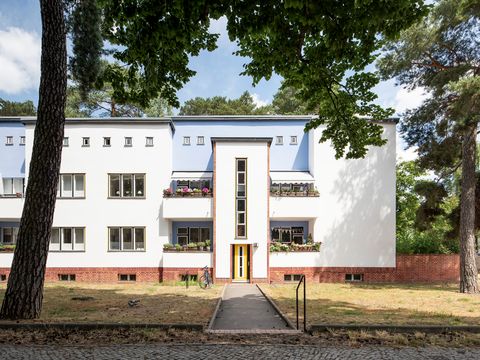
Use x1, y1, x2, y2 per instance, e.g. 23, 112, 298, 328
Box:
197, 136, 204, 145
49, 227, 85, 251
19, 136, 26, 145
145, 137, 154, 146
176, 227, 210, 246
57, 174, 85, 198
345, 273, 364, 282
290, 136, 298, 145
103, 137, 111, 147
236, 159, 247, 238
1, 227, 19, 245
2, 178, 24, 196
275, 136, 283, 145
82, 137, 90, 147
109, 227, 145, 251
183, 136, 191, 145
5, 136, 13, 145
63, 137, 69, 147
108, 173, 145, 198
271, 226, 304, 244
124, 137, 132, 147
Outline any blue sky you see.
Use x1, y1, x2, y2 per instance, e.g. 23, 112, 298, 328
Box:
0, 1, 428, 160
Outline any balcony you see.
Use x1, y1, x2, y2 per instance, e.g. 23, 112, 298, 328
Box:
162, 251, 213, 268
0, 196, 24, 220
269, 195, 320, 219
163, 196, 213, 219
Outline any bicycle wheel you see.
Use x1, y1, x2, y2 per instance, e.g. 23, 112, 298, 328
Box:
199, 275, 207, 289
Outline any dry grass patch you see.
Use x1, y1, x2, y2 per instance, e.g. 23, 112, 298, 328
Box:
263, 283, 480, 326
0, 282, 221, 324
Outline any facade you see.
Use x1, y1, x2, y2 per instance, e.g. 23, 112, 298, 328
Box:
0, 115, 401, 283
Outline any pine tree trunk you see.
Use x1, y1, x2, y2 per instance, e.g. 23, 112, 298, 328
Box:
459, 121, 479, 294
0, 0, 67, 319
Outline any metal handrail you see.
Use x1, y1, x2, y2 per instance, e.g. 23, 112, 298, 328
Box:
296, 275, 307, 332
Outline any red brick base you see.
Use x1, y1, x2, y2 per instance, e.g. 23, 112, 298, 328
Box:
162, 267, 212, 282
270, 255, 460, 283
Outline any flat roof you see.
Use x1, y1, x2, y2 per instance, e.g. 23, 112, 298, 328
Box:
173, 115, 315, 121
211, 137, 273, 144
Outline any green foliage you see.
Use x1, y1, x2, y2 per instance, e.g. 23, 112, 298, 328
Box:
0, 99, 36, 116
179, 91, 272, 115
271, 84, 309, 115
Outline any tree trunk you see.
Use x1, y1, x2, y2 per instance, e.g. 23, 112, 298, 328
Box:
459, 121, 479, 294
0, 0, 67, 319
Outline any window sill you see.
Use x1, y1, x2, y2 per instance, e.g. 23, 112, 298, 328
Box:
107, 250, 146, 253
49, 250, 86, 253
57, 197, 86, 200
107, 196, 146, 199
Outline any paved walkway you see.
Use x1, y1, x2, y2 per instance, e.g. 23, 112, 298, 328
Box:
211, 284, 290, 330
0, 344, 477, 359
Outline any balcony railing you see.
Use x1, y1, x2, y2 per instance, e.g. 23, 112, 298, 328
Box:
163, 188, 213, 198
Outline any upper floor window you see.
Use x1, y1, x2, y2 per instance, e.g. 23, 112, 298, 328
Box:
197, 136, 204, 145
63, 137, 69, 147
82, 137, 90, 147
275, 136, 283, 145
124, 137, 132, 147
146, 137, 154, 147
2, 178, 24, 196
103, 137, 111, 147
109, 173, 145, 198
49, 227, 85, 252
19, 136, 25, 145
5, 136, 13, 145
57, 174, 85, 198
183, 136, 191, 145
290, 136, 298, 145
176, 227, 210, 246
1, 227, 19, 245
109, 227, 145, 251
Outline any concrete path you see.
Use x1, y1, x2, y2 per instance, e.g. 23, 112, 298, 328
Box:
211, 284, 291, 330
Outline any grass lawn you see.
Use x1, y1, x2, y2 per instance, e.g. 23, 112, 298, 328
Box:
262, 282, 480, 326
0, 282, 222, 324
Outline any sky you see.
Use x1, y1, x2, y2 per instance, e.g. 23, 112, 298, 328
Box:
0, 0, 429, 161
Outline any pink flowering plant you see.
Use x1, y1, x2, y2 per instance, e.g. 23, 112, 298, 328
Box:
163, 188, 173, 196
202, 187, 210, 196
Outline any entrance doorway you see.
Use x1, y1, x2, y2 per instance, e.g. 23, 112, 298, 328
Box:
233, 244, 249, 282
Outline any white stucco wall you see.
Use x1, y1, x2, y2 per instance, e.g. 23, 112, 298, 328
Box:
162, 252, 212, 268
214, 141, 269, 279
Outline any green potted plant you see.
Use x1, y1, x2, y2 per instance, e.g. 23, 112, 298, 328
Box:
163, 188, 173, 197
205, 239, 211, 250
192, 188, 202, 197
175, 244, 182, 251
307, 233, 313, 244
163, 243, 173, 251
197, 241, 206, 250
187, 242, 197, 250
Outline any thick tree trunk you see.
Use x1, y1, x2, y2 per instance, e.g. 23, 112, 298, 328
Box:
0, 0, 67, 319
459, 121, 479, 294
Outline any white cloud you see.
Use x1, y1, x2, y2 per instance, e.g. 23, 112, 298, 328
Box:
251, 93, 269, 108
396, 131, 418, 162
394, 86, 429, 114
0, 27, 41, 94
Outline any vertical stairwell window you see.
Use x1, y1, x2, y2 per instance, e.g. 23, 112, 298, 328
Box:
236, 158, 247, 238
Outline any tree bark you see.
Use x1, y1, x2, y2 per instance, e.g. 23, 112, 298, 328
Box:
459, 121, 479, 294
0, 0, 67, 319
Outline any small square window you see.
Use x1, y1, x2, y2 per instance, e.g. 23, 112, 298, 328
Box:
345, 273, 364, 282
82, 137, 90, 147
103, 137, 111, 147
5, 136, 13, 145
118, 274, 136, 282
290, 136, 298, 145
284, 274, 292, 281
197, 136, 204, 145
0, 274, 6, 282
183, 136, 191, 145
275, 136, 283, 145
58, 274, 76, 281
146, 137, 154, 147
19, 136, 26, 145
125, 137, 132, 147
63, 137, 69, 147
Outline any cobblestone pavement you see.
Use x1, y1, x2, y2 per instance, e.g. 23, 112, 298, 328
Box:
0, 343, 478, 360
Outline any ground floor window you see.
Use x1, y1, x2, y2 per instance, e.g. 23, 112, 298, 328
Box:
284, 274, 302, 282
109, 227, 145, 251
58, 274, 76, 281
345, 273, 364, 282
176, 227, 210, 245
118, 274, 136, 282
0, 227, 19, 245
2, 178, 24, 196
50, 227, 85, 251
271, 226, 304, 244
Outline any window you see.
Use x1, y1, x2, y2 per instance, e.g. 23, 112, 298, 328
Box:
177, 227, 189, 246
57, 174, 85, 198
109, 227, 145, 251
0, 274, 6, 282
19, 136, 25, 145
63, 137, 69, 147
275, 136, 283, 145
49, 227, 85, 251
181, 274, 197, 282
1, 227, 19, 245
175, 180, 211, 191
118, 274, 136, 282
197, 136, 204, 145
5, 136, 13, 145
124, 137, 132, 147
290, 136, 298, 145
58, 274, 76, 281
82, 137, 90, 147
183, 136, 191, 145
272, 226, 304, 244
176, 227, 210, 245
103, 137, 111, 147
236, 159, 247, 238
2, 178, 24, 196
146, 137, 154, 147
284, 274, 302, 282
108, 174, 145, 198
345, 273, 364, 282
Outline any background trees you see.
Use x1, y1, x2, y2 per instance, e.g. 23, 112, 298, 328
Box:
0, 99, 36, 116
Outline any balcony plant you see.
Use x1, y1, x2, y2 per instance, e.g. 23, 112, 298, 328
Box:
175, 244, 182, 251
197, 241, 206, 250
0, 245, 16, 253
187, 242, 197, 250
202, 187, 210, 196
175, 188, 182, 196
182, 187, 193, 197
205, 239, 211, 250
163, 188, 173, 197
163, 243, 173, 251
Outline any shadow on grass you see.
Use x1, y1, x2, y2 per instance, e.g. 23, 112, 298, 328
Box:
0, 284, 221, 325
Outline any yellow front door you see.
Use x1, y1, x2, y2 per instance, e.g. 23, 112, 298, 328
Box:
233, 244, 248, 281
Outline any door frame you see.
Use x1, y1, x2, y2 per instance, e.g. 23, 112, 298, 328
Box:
231, 244, 250, 282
